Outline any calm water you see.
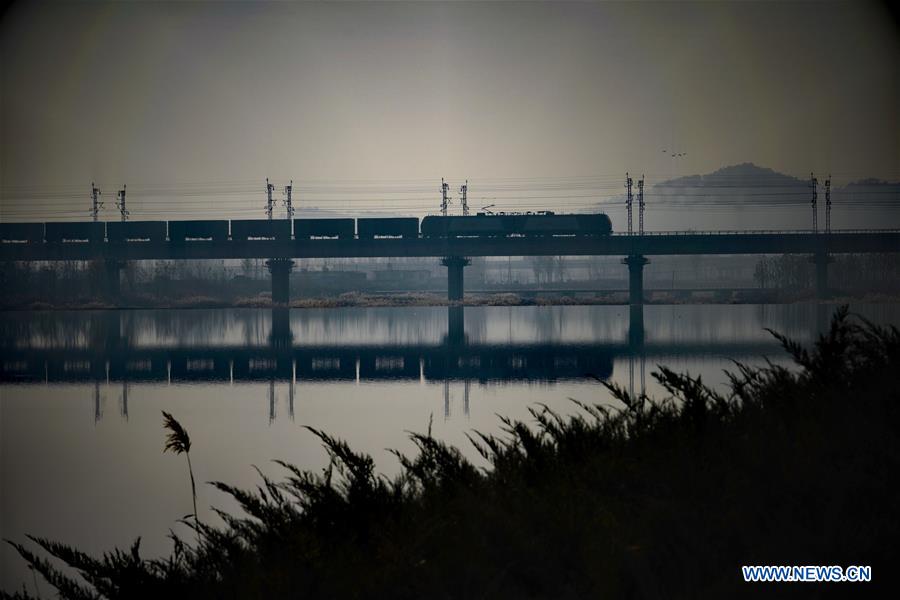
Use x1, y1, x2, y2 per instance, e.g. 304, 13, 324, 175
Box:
2, 303, 899, 589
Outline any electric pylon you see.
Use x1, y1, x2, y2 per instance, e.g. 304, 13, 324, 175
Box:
459, 180, 469, 216
115, 185, 128, 221
266, 178, 275, 220
625, 173, 634, 235
810, 173, 818, 232
441, 179, 450, 216
637, 175, 645, 234
283, 180, 294, 219
90, 182, 103, 221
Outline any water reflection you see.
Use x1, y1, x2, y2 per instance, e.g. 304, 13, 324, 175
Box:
628, 304, 646, 398
3, 303, 893, 424
1, 308, 622, 388
5, 302, 899, 593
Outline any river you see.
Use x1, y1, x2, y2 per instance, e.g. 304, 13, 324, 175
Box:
2, 302, 899, 589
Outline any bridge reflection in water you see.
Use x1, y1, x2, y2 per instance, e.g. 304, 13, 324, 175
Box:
1, 305, 790, 422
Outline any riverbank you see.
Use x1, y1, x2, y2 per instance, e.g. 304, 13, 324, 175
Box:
3, 290, 899, 311
4, 307, 898, 598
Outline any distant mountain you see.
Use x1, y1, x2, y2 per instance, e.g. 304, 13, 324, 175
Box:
628, 163, 900, 231
654, 163, 900, 196
840, 178, 900, 195
653, 162, 806, 192
843, 178, 900, 187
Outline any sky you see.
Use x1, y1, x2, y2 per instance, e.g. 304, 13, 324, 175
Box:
1, 0, 898, 223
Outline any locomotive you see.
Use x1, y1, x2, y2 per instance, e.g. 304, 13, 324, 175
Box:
0, 212, 612, 243
421, 212, 612, 238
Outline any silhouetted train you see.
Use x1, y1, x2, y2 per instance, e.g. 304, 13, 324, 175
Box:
0, 213, 612, 243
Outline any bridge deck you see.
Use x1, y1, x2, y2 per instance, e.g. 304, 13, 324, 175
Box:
1, 230, 898, 261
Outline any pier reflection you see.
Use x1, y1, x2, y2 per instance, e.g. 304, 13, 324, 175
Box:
629, 304, 646, 398
1, 307, 623, 422
446, 305, 466, 346
1, 303, 830, 423
0, 308, 623, 386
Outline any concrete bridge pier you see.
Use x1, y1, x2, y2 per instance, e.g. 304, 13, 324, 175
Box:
623, 255, 649, 305
446, 305, 466, 345
266, 259, 294, 305
269, 307, 293, 349
812, 253, 834, 300
441, 256, 471, 302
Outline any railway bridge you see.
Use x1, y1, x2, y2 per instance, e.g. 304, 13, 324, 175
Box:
1, 227, 898, 303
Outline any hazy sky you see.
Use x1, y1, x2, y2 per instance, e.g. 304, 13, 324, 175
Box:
1, 0, 898, 220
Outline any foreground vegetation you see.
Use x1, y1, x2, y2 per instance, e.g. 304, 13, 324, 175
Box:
4, 307, 899, 598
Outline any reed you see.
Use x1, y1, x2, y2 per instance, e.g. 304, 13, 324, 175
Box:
162, 412, 200, 546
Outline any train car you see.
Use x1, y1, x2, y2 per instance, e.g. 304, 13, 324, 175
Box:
520, 213, 612, 236
106, 221, 168, 243
230, 219, 291, 241
168, 220, 229, 242
421, 215, 514, 238
357, 217, 419, 239
0, 223, 44, 243
294, 219, 355, 240
44, 221, 106, 243
421, 213, 612, 238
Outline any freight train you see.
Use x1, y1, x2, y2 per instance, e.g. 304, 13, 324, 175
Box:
0, 213, 612, 243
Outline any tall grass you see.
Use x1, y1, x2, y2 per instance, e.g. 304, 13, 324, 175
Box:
3, 306, 899, 598
162, 412, 200, 546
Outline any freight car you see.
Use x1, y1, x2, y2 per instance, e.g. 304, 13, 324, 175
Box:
230, 219, 291, 241
0, 223, 44, 243
106, 221, 168, 243
420, 213, 612, 238
521, 213, 612, 235
8, 212, 613, 245
168, 220, 229, 242
44, 222, 106, 243
356, 217, 419, 239
294, 219, 355, 240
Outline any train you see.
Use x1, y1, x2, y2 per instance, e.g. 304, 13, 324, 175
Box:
0, 212, 612, 244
